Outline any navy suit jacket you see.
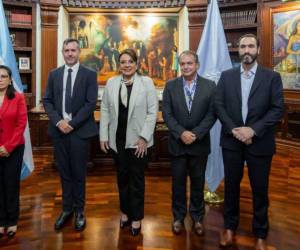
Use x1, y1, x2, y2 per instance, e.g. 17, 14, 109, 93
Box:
214, 65, 284, 156
43, 64, 98, 139
162, 75, 216, 156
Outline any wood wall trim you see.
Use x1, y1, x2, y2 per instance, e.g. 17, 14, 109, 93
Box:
61, 0, 186, 8
40, 0, 60, 97
186, 0, 207, 51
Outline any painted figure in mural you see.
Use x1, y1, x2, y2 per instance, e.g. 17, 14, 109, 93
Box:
172, 46, 179, 78
286, 20, 300, 85
147, 49, 156, 78
78, 20, 89, 49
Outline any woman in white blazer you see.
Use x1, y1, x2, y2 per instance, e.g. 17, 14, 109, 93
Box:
100, 49, 158, 236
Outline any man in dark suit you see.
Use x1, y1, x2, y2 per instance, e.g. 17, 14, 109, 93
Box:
162, 50, 216, 235
43, 38, 98, 231
215, 34, 284, 250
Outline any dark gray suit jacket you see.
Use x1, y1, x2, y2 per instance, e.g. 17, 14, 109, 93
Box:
214, 65, 284, 156
43, 64, 98, 139
162, 75, 216, 156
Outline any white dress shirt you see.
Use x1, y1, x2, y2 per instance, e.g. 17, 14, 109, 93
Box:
62, 62, 79, 121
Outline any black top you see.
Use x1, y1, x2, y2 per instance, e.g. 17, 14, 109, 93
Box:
116, 84, 133, 145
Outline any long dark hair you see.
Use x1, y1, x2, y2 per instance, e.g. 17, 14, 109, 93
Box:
118, 48, 141, 75
0, 65, 16, 99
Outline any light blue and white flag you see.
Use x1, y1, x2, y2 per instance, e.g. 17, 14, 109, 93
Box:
0, 0, 34, 180
197, 0, 232, 192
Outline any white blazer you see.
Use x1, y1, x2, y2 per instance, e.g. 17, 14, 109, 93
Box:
99, 74, 158, 152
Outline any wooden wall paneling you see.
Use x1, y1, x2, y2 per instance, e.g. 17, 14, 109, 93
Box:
40, 0, 60, 97
31, 3, 37, 108
186, 0, 207, 51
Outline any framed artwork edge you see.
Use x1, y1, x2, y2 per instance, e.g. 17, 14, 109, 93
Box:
271, 2, 300, 91
18, 57, 30, 70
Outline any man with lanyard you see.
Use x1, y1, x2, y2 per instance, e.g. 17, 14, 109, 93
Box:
215, 34, 284, 250
162, 50, 216, 235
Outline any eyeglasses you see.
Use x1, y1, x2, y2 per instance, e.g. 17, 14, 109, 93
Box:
0, 74, 9, 79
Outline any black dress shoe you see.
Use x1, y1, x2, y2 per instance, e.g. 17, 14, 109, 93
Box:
54, 211, 73, 230
74, 212, 86, 231
7, 230, 16, 238
120, 219, 131, 229
193, 221, 204, 236
172, 220, 184, 235
131, 225, 141, 236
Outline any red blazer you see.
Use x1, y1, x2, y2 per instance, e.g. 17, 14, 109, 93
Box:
0, 92, 27, 153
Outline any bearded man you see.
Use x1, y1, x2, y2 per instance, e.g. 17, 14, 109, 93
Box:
214, 34, 284, 250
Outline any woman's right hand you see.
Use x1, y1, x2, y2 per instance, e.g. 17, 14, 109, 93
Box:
100, 141, 110, 153
0, 146, 9, 157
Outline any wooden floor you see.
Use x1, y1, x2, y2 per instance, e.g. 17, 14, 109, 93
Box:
0, 147, 299, 250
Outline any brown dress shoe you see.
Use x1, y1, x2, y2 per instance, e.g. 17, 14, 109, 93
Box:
219, 229, 234, 247
255, 238, 267, 250
193, 221, 204, 236
172, 220, 183, 235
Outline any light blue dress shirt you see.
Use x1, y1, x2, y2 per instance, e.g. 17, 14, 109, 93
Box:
182, 76, 197, 113
240, 62, 258, 123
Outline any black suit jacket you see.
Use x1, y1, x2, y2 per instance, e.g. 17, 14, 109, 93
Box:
43, 64, 98, 139
162, 75, 216, 156
214, 65, 284, 156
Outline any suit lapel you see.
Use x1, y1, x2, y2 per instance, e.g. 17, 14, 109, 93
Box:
233, 67, 242, 105
72, 65, 83, 99
190, 76, 205, 115
178, 76, 189, 115
248, 65, 263, 100
0, 96, 9, 117
128, 74, 142, 120
57, 66, 64, 110
113, 75, 121, 118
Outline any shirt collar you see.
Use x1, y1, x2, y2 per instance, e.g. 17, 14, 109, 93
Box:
183, 74, 198, 87
240, 61, 258, 76
65, 62, 80, 72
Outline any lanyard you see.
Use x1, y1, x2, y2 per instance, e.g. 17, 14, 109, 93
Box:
184, 83, 196, 112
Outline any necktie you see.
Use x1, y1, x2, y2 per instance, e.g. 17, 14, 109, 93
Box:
65, 68, 72, 114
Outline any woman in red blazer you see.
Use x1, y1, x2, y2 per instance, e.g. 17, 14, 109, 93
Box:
0, 65, 27, 238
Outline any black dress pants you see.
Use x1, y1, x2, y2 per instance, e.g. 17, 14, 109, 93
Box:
171, 154, 208, 223
53, 133, 89, 213
222, 148, 273, 239
0, 145, 24, 227
112, 141, 148, 221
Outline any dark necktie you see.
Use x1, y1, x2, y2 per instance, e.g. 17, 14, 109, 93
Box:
65, 68, 73, 114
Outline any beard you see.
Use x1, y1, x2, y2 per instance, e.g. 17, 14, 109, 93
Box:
239, 53, 258, 65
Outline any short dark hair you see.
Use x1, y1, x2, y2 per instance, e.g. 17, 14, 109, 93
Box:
63, 38, 80, 48
119, 48, 138, 64
0, 65, 15, 100
179, 50, 199, 64
238, 33, 260, 47
118, 48, 141, 75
